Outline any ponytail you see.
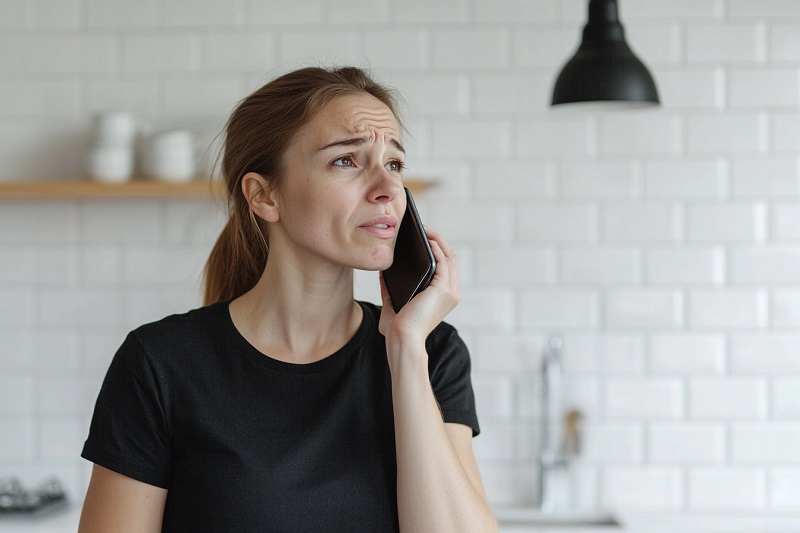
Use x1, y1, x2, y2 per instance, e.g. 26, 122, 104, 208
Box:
203, 200, 268, 306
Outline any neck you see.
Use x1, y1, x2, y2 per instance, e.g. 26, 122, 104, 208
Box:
229, 249, 362, 364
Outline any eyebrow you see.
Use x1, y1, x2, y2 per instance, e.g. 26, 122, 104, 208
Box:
317, 136, 406, 154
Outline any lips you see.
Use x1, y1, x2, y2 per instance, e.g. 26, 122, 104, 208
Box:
359, 215, 398, 239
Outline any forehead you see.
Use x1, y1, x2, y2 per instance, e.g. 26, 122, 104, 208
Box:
305, 93, 401, 142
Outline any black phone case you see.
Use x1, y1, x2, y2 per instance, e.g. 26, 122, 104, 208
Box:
382, 187, 436, 313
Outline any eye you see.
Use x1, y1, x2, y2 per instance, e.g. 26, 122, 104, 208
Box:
385, 159, 405, 173
331, 154, 356, 168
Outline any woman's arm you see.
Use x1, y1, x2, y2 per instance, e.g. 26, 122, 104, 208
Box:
387, 338, 497, 533
78, 465, 168, 533
379, 229, 497, 533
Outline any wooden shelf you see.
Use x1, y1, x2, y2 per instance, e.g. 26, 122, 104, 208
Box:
0, 179, 431, 199
0, 179, 222, 199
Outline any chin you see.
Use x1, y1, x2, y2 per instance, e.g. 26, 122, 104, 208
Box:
356, 259, 393, 272
354, 244, 395, 271
352, 252, 394, 272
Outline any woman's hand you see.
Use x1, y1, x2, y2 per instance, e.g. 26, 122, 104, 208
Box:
378, 226, 461, 345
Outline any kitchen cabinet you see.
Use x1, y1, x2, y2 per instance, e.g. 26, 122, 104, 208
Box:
0, 179, 431, 199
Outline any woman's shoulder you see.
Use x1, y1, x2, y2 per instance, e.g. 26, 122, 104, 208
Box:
128, 300, 229, 353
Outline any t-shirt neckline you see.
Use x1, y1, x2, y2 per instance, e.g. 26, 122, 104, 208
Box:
221, 299, 376, 374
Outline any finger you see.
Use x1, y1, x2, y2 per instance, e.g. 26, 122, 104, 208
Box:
433, 231, 458, 289
425, 228, 459, 283
425, 228, 450, 268
448, 245, 459, 293
428, 239, 454, 291
425, 226, 456, 260
426, 228, 458, 289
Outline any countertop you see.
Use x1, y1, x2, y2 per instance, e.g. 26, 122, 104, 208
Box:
2, 505, 800, 532
494, 508, 800, 533
0, 505, 81, 532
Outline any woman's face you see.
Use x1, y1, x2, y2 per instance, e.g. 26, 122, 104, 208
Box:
269, 92, 407, 272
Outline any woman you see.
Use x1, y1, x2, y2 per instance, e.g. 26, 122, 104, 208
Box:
79, 66, 497, 533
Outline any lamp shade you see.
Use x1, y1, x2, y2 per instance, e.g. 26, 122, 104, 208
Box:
551, 0, 659, 108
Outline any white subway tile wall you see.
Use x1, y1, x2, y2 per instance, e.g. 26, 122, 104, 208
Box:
687, 468, 766, 510
0, 0, 799, 514
772, 467, 800, 510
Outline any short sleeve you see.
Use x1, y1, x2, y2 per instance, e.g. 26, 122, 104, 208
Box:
426, 325, 480, 437
81, 332, 173, 488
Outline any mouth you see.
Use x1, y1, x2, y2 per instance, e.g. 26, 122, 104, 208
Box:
359, 216, 397, 239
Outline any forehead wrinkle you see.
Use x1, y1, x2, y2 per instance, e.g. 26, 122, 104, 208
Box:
300, 95, 402, 158
349, 121, 398, 141
343, 105, 398, 132
338, 117, 401, 152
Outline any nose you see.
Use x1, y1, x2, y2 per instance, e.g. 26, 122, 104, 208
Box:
367, 163, 403, 204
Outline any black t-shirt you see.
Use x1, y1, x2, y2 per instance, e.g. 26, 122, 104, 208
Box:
82, 300, 479, 533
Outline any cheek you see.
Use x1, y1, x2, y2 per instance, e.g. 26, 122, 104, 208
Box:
282, 194, 340, 244
278, 171, 359, 242
279, 180, 318, 224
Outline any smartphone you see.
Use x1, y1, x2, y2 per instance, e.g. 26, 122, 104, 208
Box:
382, 187, 436, 313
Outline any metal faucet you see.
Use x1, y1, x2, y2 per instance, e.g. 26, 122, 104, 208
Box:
537, 336, 582, 513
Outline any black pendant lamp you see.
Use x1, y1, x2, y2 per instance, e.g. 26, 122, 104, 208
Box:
551, 0, 659, 109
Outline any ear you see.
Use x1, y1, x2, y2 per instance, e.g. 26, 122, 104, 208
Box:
241, 172, 280, 223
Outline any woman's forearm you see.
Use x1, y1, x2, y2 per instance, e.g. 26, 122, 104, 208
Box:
388, 338, 498, 533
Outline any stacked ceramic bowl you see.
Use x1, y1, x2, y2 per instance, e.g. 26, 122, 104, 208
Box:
88, 111, 137, 183
143, 130, 196, 183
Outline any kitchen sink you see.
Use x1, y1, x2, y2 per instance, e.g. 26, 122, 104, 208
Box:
494, 507, 621, 528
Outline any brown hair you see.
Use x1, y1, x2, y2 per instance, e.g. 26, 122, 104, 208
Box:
203, 66, 403, 306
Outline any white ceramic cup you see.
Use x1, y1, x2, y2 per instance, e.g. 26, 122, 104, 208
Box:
88, 145, 134, 183
145, 130, 196, 182
148, 130, 193, 154
146, 154, 196, 182
93, 111, 137, 147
